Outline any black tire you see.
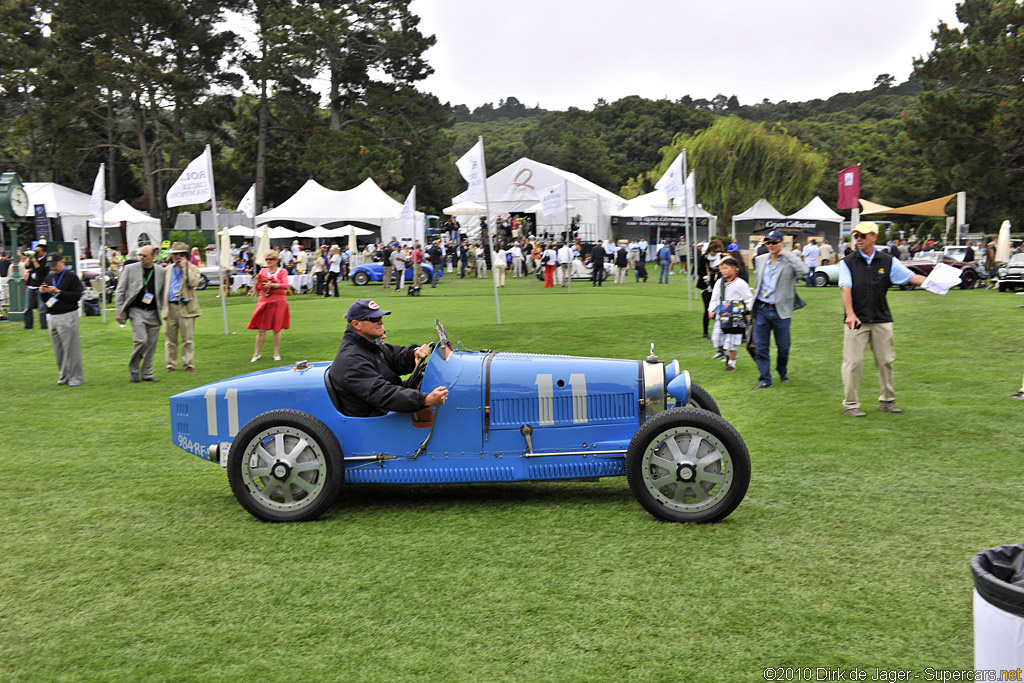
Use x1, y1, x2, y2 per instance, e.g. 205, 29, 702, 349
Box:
196, 273, 209, 291
227, 410, 344, 522
626, 407, 750, 523
999, 283, 1007, 292
959, 269, 978, 289
685, 382, 720, 415
352, 271, 370, 286
813, 271, 829, 287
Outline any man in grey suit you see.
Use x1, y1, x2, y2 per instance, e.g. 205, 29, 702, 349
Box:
116, 244, 166, 382
750, 230, 809, 390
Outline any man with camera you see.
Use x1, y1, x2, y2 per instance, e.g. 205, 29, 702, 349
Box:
161, 242, 202, 373
23, 240, 49, 329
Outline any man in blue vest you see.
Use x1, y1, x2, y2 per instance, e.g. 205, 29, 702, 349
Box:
839, 222, 926, 417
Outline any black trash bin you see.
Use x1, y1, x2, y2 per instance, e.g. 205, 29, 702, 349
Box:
972, 543, 1024, 669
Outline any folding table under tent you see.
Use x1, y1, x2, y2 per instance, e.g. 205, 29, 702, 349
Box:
450, 157, 627, 243
255, 178, 425, 244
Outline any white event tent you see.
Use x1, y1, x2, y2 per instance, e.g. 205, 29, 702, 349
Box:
255, 178, 425, 244
613, 190, 719, 242
25, 182, 117, 254
785, 196, 845, 247
731, 198, 786, 250
91, 200, 162, 253
450, 157, 626, 242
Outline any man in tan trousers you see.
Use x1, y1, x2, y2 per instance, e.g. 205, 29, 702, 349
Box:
161, 242, 202, 372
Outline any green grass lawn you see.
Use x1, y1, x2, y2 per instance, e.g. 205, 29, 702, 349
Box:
2, 271, 1022, 681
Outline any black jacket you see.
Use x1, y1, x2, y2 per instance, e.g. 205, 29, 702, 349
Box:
844, 250, 894, 323
591, 244, 606, 265
327, 326, 426, 417
41, 267, 83, 315
428, 245, 443, 265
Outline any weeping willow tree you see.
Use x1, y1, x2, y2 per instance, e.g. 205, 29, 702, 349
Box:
626, 116, 827, 222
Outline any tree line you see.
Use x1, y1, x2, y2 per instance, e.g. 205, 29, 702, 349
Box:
0, 0, 1019, 235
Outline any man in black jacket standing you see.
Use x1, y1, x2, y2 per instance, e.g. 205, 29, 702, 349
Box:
327, 299, 448, 417
40, 253, 84, 386
590, 242, 606, 287
428, 239, 443, 288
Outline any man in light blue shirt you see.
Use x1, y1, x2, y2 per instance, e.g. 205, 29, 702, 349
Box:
802, 240, 820, 287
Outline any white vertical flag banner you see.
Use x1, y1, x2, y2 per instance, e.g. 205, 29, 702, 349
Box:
655, 152, 685, 200
536, 183, 566, 217
456, 139, 487, 202
89, 164, 105, 222
166, 148, 213, 207
682, 171, 696, 208
237, 184, 255, 218
399, 186, 416, 219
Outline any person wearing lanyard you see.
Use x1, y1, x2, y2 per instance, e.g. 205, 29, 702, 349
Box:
750, 230, 808, 390
40, 253, 84, 386
161, 242, 202, 373
116, 244, 166, 383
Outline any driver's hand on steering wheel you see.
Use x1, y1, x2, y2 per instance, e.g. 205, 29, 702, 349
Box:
424, 386, 448, 407
414, 343, 432, 360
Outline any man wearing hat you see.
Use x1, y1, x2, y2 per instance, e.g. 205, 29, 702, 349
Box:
326, 299, 448, 417
750, 230, 809, 390
40, 253, 84, 385
116, 244, 166, 382
161, 242, 202, 372
839, 222, 926, 417
23, 240, 49, 329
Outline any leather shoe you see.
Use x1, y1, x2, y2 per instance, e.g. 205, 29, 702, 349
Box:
142, 377, 159, 382
165, 368, 175, 373
879, 401, 903, 413
780, 375, 790, 383
185, 366, 195, 372
130, 375, 140, 383
750, 382, 772, 390
844, 408, 867, 417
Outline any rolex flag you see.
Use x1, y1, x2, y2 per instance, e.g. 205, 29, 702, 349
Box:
837, 165, 860, 210
536, 183, 566, 217
655, 152, 685, 200
399, 186, 416, 219
89, 163, 105, 222
166, 148, 213, 207
456, 139, 486, 202
237, 184, 255, 218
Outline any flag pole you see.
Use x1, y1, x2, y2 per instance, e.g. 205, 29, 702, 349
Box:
564, 178, 571, 293
479, 136, 500, 324
682, 150, 693, 311
206, 144, 229, 335
99, 163, 107, 323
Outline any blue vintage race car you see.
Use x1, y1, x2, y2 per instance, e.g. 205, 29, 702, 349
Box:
350, 262, 440, 286
169, 322, 750, 524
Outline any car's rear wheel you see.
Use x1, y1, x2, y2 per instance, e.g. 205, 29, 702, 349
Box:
227, 410, 343, 522
999, 283, 1007, 292
626, 408, 750, 523
196, 273, 209, 291
352, 271, 370, 286
685, 382, 720, 415
959, 269, 978, 289
813, 271, 829, 287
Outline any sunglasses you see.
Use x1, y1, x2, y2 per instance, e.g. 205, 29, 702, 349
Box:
357, 317, 382, 323
764, 240, 781, 246
852, 233, 871, 239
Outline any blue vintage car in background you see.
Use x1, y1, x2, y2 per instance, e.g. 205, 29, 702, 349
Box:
170, 322, 750, 524
350, 262, 440, 286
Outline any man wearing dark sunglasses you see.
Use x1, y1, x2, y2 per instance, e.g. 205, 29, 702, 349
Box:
750, 230, 808, 390
839, 222, 926, 417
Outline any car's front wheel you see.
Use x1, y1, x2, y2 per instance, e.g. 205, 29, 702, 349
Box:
626, 408, 750, 523
196, 273, 209, 291
227, 410, 344, 522
959, 269, 978, 289
352, 271, 370, 286
813, 271, 829, 287
685, 382, 720, 415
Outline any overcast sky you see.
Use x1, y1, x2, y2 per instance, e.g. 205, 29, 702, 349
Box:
410, 0, 961, 111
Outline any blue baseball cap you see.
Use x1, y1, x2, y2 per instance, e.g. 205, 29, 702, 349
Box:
764, 230, 785, 242
346, 299, 391, 321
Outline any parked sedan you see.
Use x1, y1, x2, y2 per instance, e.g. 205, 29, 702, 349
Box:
902, 251, 980, 289
997, 253, 1024, 292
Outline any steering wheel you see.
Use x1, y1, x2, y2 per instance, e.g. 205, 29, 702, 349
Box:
403, 342, 435, 389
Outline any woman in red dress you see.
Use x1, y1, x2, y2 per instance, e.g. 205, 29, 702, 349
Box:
247, 251, 290, 362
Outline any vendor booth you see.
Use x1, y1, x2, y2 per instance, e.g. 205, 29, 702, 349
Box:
25, 182, 119, 256
90, 200, 162, 253
611, 190, 718, 243
255, 178, 425, 245
450, 157, 626, 242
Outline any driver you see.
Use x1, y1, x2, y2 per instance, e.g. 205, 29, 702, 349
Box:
328, 299, 448, 417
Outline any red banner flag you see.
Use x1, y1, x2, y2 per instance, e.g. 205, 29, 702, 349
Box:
837, 165, 860, 209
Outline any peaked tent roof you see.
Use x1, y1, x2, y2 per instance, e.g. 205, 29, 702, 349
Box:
25, 181, 117, 218
618, 190, 715, 218
788, 196, 844, 222
92, 200, 159, 227
256, 177, 416, 226
733, 198, 785, 220
452, 157, 626, 208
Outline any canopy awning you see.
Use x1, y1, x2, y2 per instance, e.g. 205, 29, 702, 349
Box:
860, 193, 956, 217
443, 201, 488, 216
